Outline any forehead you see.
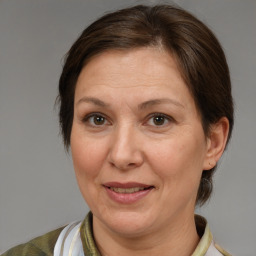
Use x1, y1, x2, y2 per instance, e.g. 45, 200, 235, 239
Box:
74, 48, 203, 126
74, 48, 199, 118
76, 47, 185, 90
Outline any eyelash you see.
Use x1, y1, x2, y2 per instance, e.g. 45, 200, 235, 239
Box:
82, 112, 110, 127
146, 113, 174, 127
82, 112, 174, 128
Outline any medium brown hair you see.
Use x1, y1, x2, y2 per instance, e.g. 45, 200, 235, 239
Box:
57, 4, 234, 205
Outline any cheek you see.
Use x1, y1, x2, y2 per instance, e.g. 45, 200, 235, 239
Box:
70, 131, 110, 209
146, 136, 205, 188
70, 131, 107, 183
147, 140, 203, 212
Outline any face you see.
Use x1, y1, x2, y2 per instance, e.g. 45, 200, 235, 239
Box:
71, 48, 211, 237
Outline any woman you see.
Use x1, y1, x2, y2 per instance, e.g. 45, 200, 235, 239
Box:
2, 4, 233, 256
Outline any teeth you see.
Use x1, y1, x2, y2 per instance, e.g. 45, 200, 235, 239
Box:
110, 187, 146, 193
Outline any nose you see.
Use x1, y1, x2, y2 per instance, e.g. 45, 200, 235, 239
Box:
108, 125, 144, 170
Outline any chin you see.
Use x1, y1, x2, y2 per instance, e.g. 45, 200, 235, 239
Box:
95, 209, 156, 237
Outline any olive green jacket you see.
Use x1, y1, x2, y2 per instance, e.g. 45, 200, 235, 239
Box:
1, 213, 231, 256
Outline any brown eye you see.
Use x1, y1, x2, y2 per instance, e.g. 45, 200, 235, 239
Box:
93, 115, 105, 125
153, 116, 166, 126
83, 114, 108, 127
146, 113, 173, 127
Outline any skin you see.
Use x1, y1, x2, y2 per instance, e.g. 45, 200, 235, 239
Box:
70, 48, 229, 256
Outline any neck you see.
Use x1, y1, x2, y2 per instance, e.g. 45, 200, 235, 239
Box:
93, 213, 199, 256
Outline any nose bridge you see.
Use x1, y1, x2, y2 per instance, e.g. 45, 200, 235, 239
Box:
108, 122, 143, 169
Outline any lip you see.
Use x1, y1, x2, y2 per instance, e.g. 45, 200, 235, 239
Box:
104, 182, 153, 189
103, 182, 154, 204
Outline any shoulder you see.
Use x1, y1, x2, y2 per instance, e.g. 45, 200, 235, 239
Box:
1, 227, 64, 256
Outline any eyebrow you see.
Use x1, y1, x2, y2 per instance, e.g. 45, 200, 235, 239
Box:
76, 97, 110, 107
76, 97, 184, 109
138, 98, 184, 109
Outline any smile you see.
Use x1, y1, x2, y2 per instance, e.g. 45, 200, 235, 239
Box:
109, 187, 151, 193
103, 182, 154, 204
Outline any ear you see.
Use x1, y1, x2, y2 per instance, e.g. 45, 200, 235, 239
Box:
203, 117, 230, 170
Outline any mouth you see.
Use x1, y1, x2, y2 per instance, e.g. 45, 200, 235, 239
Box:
107, 186, 154, 194
103, 182, 155, 204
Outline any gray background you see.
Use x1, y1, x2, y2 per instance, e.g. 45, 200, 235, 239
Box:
0, 0, 255, 255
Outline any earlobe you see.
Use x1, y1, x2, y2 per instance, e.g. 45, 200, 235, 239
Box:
203, 117, 229, 170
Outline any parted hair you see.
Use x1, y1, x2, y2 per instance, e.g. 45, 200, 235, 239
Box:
57, 4, 234, 205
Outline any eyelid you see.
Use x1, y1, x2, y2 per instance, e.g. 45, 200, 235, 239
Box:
82, 112, 111, 125
145, 112, 175, 126
81, 112, 174, 127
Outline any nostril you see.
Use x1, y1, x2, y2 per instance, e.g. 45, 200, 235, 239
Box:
128, 162, 136, 166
